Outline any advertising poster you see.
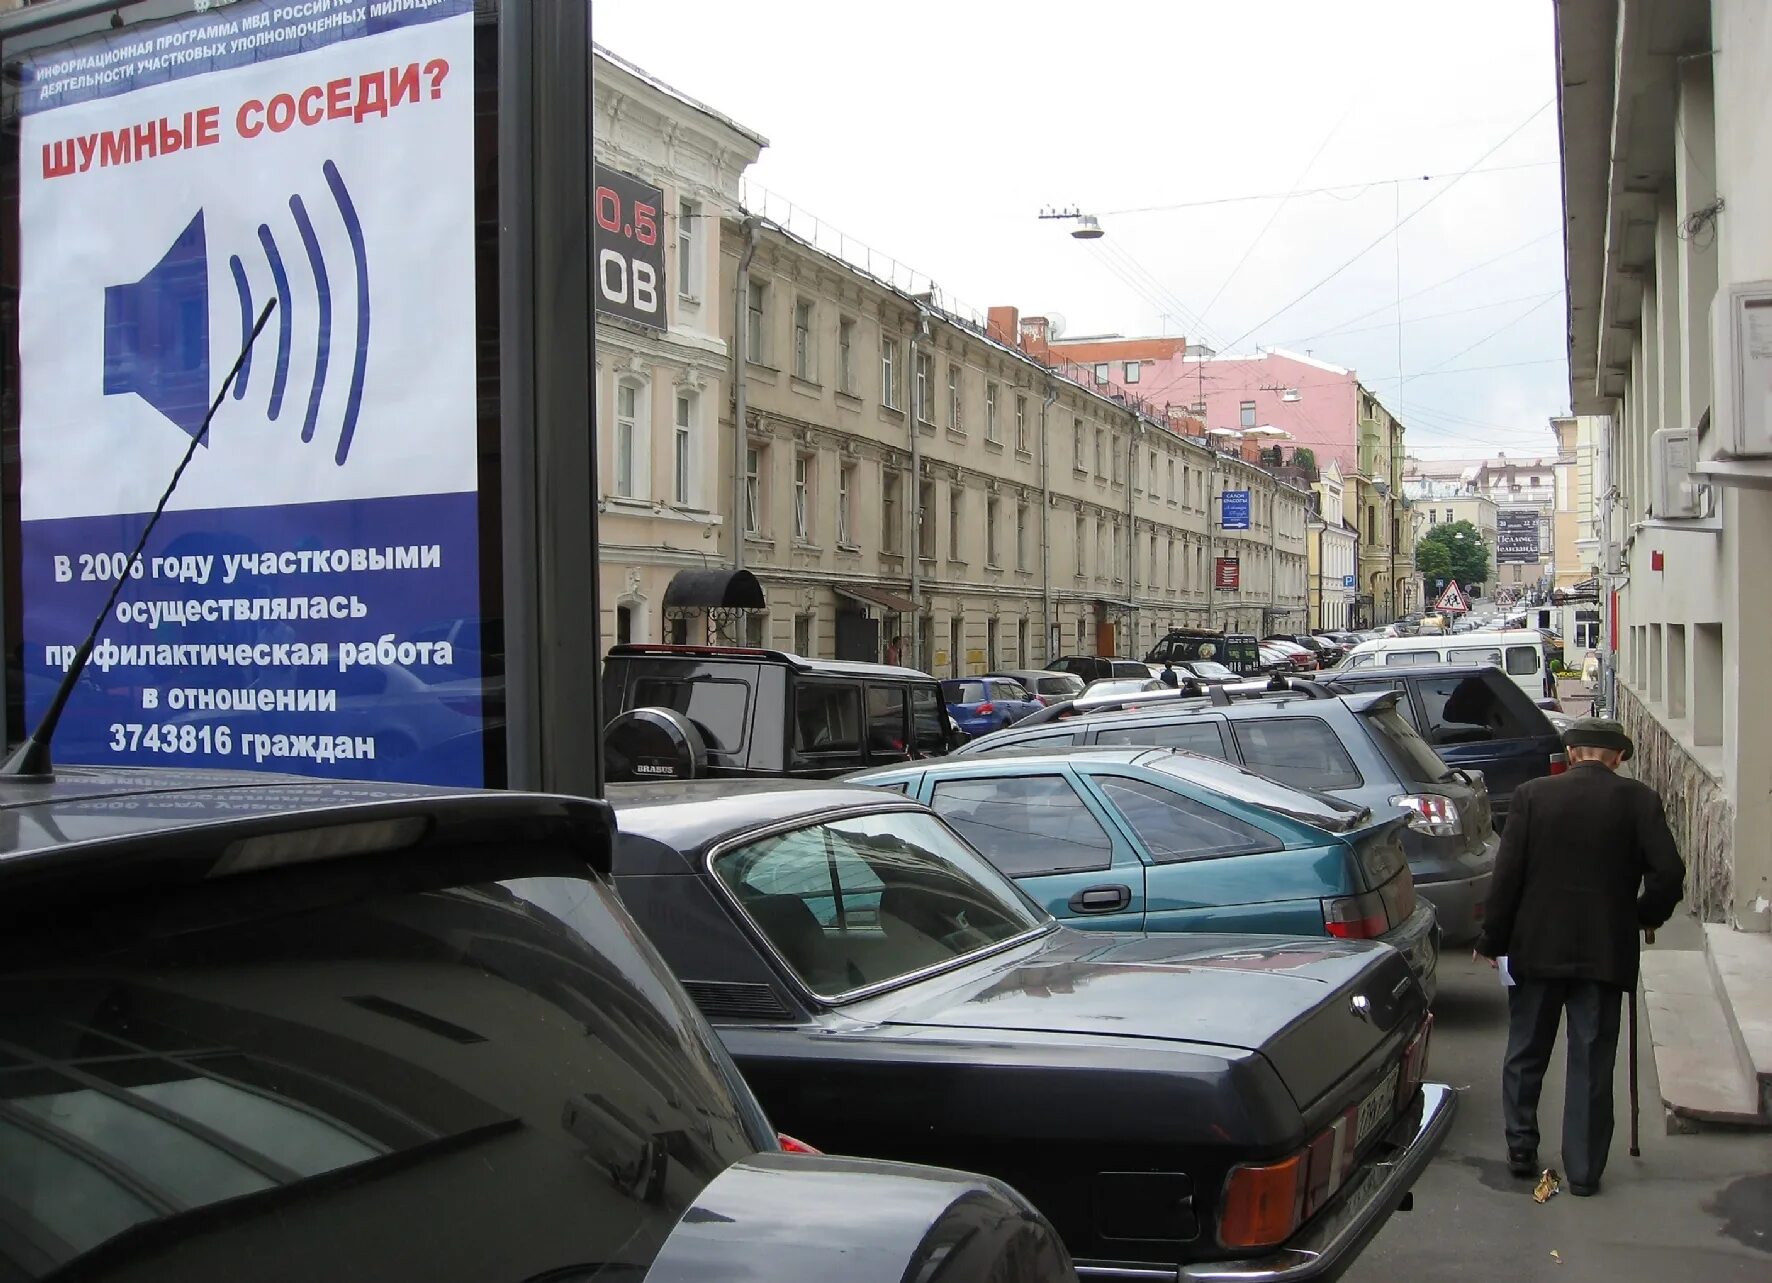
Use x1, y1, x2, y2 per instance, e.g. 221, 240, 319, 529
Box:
1219, 490, 1250, 530
1496, 509, 1542, 564
16, 0, 485, 783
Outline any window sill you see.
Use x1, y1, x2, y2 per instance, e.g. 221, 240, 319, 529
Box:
881, 404, 905, 419
746, 360, 780, 374
792, 539, 822, 553
790, 375, 822, 396
1015, 448, 1034, 461
985, 563, 1004, 573
984, 436, 1004, 452
835, 390, 863, 409
678, 293, 701, 307
1073, 466, 1089, 478
836, 541, 863, 554
743, 533, 775, 549
603, 496, 656, 513
947, 428, 968, 442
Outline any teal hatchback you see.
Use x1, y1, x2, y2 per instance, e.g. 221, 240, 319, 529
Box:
849, 746, 1438, 998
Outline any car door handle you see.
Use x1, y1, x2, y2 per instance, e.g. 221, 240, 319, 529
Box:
1069, 884, 1132, 914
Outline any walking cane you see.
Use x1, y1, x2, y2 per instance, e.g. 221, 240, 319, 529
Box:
1630, 928, 1655, 1158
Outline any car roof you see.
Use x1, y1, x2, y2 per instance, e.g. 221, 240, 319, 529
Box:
1349, 628, 1543, 650
854, 746, 1163, 775
606, 644, 932, 681
987, 668, 1069, 680
1328, 661, 1513, 680
607, 778, 914, 861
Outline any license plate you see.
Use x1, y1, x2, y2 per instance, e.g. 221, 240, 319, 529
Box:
1355, 1067, 1400, 1148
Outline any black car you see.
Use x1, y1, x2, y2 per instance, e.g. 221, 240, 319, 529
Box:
602, 643, 963, 781
960, 683, 1497, 949
609, 779, 1454, 1280
1147, 629, 1264, 674
1046, 655, 1154, 683
0, 769, 1072, 1282
1322, 662, 1566, 822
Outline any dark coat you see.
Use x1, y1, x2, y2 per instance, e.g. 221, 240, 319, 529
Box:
1475, 761, 1685, 989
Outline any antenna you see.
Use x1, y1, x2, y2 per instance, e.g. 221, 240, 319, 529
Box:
2, 298, 278, 780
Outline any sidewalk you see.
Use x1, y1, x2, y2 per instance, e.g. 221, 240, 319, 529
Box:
1557, 675, 1596, 716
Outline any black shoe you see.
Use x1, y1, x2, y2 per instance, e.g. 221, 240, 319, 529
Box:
1507, 1148, 1537, 1178
1568, 1180, 1599, 1197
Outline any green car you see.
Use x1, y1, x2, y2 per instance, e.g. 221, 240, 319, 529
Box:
849, 746, 1438, 999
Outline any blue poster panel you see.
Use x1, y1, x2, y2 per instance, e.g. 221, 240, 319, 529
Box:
17, 0, 485, 783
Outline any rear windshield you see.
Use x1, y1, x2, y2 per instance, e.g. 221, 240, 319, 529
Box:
0, 862, 766, 1281
1361, 703, 1454, 784
1228, 717, 1364, 791
630, 674, 750, 752
1141, 750, 1369, 831
942, 680, 989, 703
1037, 675, 1085, 695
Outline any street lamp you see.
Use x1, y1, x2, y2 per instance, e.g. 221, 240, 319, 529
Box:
1038, 207, 1106, 239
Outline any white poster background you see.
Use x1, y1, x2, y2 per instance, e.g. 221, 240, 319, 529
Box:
18, 13, 476, 523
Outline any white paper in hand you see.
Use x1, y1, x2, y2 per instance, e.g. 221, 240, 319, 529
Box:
1498, 956, 1517, 987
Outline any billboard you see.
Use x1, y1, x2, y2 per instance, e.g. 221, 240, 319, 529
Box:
1215, 557, 1241, 589
1496, 509, 1542, 563
593, 162, 667, 330
1219, 490, 1250, 530
16, 0, 485, 783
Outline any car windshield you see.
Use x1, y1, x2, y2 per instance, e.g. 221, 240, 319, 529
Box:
1085, 678, 1157, 696
1190, 661, 1236, 679
711, 811, 1046, 998
0, 861, 766, 1281
1141, 749, 1369, 831
942, 680, 989, 703
1360, 702, 1456, 784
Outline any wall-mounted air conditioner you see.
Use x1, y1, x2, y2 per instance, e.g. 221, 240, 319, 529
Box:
1710, 281, 1772, 458
1652, 427, 1710, 519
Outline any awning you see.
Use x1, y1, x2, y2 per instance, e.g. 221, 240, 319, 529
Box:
662, 568, 766, 611
836, 584, 920, 614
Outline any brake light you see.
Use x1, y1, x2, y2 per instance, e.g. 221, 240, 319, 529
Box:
1550, 752, 1568, 776
1322, 889, 1388, 940
975, 702, 994, 715
1391, 794, 1463, 836
1219, 1152, 1305, 1249
777, 1133, 822, 1155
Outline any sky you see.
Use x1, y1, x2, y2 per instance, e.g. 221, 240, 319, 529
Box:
592, 0, 1569, 462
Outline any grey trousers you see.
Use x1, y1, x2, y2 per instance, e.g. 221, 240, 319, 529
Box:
1502, 978, 1625, 1186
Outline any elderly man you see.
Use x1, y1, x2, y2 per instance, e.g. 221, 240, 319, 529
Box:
1473, 717, 1685, 1197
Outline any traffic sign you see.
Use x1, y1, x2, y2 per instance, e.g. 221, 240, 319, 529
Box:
1434, 580, 1471, 614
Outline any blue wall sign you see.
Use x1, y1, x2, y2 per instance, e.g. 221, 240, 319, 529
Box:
1220, 490, 1251, 529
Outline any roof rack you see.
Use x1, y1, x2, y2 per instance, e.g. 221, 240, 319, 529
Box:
1011, 676, 1336, 726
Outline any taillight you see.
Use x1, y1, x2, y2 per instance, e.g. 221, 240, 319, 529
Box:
1391, 793, 1463, 836
975, 702, 994, 715
1323, 889, 1389, 939
1550, 752, 1568, 775
1219, 1153, 1306, 1249
777, 1133, 822, 1155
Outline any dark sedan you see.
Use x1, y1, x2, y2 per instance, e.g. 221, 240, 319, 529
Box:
610, 780, 1455, 1281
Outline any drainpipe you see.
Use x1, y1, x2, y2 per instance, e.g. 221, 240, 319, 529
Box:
1125, 414, 1140, 651
909, 304, 930, 670
731, 216, 762, 574
1040, 381, 1058, 660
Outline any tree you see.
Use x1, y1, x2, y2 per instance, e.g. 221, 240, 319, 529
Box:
1291, 446, 1318, 480
1415, 520, 1490, 591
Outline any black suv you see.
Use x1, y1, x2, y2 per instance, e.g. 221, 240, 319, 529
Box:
959, 681, 1498, 947
1323, 662, 1565, 822
1046, 655, 1154, 682
602, 644, 963, 781
0, 769, 1069, 1281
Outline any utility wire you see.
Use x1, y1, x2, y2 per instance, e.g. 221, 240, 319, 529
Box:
1220, 100, 1554, 352
1095, 160, 1559, 217
1401, 294, 1561, 384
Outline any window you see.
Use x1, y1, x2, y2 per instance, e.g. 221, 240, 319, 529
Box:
1074, 515, 1085, 576
928, 775, 1114, 877
1504, 645, 1541, 676
912, 686, 947, 755
1148, 532, 1157, 587
1445, 646, 1502, 666
949, 617, 963, 679
794, 613, 815, 657
793, 454, 812, 541
711, 812, 1039, 996
791, 681, 861, 760
986, 496, 1000, 566
948, 485, 964, 560
1148, 449, 1158, 491
1111, 524, 1122, 581
916, 352, 934, 422
1124, 360, 1141, 384
743, 445, 763, 534
1015, 394, 1029, 452
632, 675, 751, 752
1016, 501, 1028, 570
1098, 778, 1279, 861
882, 470, 902, 552
614, 381, 642, 499
1073, 418, 1085, 469
793, 299, 814, 380
864, 687, 907, 758
1239, 401, 1257, 429
1094, 427, 1105, 477
1169, 459, 1177, 503
1094, 720, 1231, 758
1413, 675, 1531, 746
837, 464, 854, 545
1428, 510, 1438, 526
838, 317, 856, 393
1166, 537, 1175, 588
1075, 618, 1087, 650
985, 381, 999, 442
948, 364, 963, 430
919, 479, 937, 558
745, 279, 767, 363
673, 393, 694, 505
1113, 438, 1125, 487
881, 336, 900, 409
1229, 717, 1361, 790
741, 613, 766, 647
676, 197, 699, 298
1093, 363, 1110, 385
615, 603, 634, 644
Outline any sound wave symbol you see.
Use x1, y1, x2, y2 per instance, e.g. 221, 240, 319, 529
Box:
228, 159, 370, 465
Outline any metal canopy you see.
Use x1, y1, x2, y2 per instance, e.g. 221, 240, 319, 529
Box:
836, 584, 920, 614
663, 568, 767, 611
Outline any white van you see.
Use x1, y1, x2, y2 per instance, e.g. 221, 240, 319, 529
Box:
1340, 628, 1558, 705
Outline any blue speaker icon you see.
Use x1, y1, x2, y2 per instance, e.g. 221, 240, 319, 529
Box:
101, 159, 371, 465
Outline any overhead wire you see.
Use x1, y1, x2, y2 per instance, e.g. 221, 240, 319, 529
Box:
1094, 160, 1560, 218
1401, 294, 1561, 384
